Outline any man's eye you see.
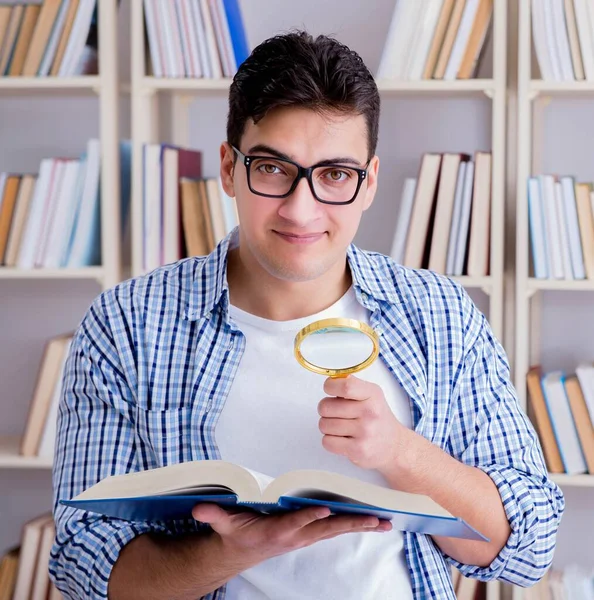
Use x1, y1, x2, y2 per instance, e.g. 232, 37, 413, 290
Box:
325, 169, 350, 181
257, 163, 282, 174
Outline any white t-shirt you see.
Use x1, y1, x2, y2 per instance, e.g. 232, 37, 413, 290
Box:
216, 287, 414, 600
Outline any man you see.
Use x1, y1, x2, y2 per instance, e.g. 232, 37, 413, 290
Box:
50, 31, 564, 600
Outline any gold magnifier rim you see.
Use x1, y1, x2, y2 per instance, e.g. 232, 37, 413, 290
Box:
294, 317, 380, 377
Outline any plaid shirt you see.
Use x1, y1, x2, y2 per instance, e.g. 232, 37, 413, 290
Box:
50, 229, 564, 599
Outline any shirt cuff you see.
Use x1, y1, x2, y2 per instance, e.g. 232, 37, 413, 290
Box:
446, 464, 551, 582
51, 517, 167, 599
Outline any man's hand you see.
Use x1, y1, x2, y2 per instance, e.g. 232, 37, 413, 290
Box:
318, 375, 410, 478
192, 504, 391, 570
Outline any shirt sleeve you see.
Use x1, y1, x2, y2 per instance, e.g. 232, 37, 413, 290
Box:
445, 302, 565, 586
49, 296, 178, 599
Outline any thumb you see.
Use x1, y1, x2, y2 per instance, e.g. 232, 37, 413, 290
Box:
192, 503, 233, 535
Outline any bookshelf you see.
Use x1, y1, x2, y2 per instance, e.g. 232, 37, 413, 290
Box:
0, 1, 121, 594
0, 436, 52, 469
515, 1, 594, 598
0, 0, 121, 291
129, 0, 507, 344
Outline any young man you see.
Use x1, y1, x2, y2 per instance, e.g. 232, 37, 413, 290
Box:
50, 32, 564, 600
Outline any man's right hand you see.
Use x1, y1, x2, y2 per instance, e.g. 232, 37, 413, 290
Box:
191, 504, 392, 571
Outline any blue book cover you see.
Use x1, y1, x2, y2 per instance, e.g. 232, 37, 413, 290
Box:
65, 139, 101, 267
119, 140, 132, 236
222, 0, 250, 68
60, 461, 488, 542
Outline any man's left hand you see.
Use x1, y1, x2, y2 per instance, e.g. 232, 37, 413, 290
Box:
318, 375, 411, 478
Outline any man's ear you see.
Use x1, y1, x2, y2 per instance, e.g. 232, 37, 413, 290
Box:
362, 155, 379, 212
220, 142, 236, 198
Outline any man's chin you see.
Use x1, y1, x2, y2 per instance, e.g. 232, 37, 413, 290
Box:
262, 259, 328, 283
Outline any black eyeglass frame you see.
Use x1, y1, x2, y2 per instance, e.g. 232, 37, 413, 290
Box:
231, 145, 370, 206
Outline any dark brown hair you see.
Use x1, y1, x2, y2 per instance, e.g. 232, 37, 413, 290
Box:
227, 31, 380, 159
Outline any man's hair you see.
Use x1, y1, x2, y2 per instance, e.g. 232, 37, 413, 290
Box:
227, 31, 380, 159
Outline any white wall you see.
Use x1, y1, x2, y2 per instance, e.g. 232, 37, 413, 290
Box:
0, 0, 591, 574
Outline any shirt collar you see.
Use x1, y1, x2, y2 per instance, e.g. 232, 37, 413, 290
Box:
346, 244, 401, 307
184, 228, 237, 322
184, 228, 400, 322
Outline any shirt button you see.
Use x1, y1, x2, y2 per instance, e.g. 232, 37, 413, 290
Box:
416, 387, 424, 396
228, 337, 234, 349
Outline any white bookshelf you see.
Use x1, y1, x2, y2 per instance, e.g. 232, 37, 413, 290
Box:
515, 2, 594, 599
0, 266, 105, 282
0, 1, 121, 291
129, 0, 507, 343
0, 436, 52, 469
0, 0, 120, 474
139, 76, 498, 94
0, 75, 101, 93
550, 473, 594, 489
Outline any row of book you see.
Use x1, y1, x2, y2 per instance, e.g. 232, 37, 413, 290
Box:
0, 0, 97, 78
532, 0, 594, 82
525, 566, 594, 600
528, 175, 594, 280
0, 515, 61, 600
143, 0, 250, 79
0, 139, 131, 270
527, 364, 594, 476
390, 151, 491, 277
378, 0, 493, 81
142, 143, 238, 272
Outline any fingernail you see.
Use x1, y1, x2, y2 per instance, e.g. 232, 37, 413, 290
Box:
316, 508, 330, 518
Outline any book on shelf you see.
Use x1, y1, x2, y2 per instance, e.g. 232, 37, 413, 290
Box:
528, 175, 594, 281
0, 138, 132, 270
0, 547, 19, 600
20, 334, 73, 458
390, 150, 491, 277
531, 0, 594, 82
141, 142, 239, 272
3, 514, 61, 600
143, 0, 250, 79
0, 0, 99, 78
526, 365, 594, 475
378, 0, 493, 81
61, 459, 488, 541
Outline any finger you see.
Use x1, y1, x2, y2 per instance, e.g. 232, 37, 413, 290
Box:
278, 506, 332, 531
319, 416, 358, 437
324, 375, 377, 402
318, 397, 364, 419
301, 514, 382, 541
316, 522, 391, 542
192, 503, 234, 535
321, 434, 353, 457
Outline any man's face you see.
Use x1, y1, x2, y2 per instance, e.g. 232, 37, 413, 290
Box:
220, 106, 379, 283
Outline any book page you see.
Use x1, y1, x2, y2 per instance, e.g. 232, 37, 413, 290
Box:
263, 469, 452, 517
243, 468, 275, 494
73, 460, 263, 502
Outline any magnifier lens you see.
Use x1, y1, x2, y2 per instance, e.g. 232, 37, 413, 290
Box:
294, 318, 380, 377
300, 328, 374, 370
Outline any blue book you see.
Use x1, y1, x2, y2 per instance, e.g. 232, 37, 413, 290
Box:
61, 460, 488, 542
222, 0, 250, 68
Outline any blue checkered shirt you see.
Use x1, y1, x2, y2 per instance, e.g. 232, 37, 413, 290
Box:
49, 230, 564, 599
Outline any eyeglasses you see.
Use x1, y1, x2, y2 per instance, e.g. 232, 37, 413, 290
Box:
231, 146, 370, 205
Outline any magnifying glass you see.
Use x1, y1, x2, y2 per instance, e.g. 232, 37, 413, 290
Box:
294, 318, 380, 378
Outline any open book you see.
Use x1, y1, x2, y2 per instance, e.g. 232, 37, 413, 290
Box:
61, 460, 488, 541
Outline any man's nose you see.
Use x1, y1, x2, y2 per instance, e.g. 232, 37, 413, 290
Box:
276, 176, 323, 225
